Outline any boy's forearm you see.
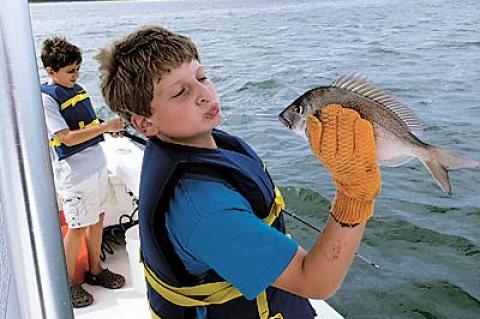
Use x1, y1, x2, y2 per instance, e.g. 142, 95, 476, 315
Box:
273, 217, 366, 299
55, 124, 107, 146
301, 218, 365, 298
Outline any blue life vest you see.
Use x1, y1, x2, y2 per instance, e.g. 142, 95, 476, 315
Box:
139, 129, 316, 319
41, 83, 104, 160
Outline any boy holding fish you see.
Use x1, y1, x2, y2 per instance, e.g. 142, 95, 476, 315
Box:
96, 26, 381, 318
40, 36, 126, 307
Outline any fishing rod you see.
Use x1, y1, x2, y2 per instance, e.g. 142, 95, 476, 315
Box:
120, 130, 147, 145
113, 127, 380, 270
99, 118, 147, 145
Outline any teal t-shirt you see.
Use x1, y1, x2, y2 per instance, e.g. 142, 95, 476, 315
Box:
165, 174, 298, 305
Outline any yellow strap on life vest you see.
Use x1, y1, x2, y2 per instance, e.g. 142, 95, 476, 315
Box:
60, 92, 90, 110
144, 264, 243, 307
147, 290, 284, 319
263, 187, 285, 226
78, 118, 101, 129
48, 138, 62, 147
48, 118, 101, 147
257, 291, 284, 319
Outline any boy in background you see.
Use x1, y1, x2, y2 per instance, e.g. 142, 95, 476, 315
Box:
96, 26, 381, 318
40, 36, 126, 308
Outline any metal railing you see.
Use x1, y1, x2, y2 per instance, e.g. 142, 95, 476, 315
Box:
0, 0, 73, 318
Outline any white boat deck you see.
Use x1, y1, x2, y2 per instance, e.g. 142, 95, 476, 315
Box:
74, 244, 150, 318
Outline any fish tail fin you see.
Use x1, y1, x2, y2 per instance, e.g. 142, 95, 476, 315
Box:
422, 159, 452, 195
421, 146, 480, 195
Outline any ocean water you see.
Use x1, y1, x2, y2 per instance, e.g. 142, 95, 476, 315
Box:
25, 0, 480, 318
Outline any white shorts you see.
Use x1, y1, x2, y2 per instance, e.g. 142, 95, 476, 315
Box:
59, 169, 114, 229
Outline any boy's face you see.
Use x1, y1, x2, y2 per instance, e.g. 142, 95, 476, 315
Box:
46, 63, 80, 88
139, 59, 222, 147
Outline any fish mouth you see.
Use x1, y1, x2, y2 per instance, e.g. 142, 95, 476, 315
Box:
278, 114, 292, 129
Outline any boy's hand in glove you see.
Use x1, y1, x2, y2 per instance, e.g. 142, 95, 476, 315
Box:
306, 104, 381, 225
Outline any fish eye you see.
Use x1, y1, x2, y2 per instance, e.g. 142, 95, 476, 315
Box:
294, 105, 304, 114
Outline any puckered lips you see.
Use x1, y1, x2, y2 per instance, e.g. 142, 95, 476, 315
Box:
205, 103, 220, 119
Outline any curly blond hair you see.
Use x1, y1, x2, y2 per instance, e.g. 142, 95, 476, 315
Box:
96, 26, 198, 120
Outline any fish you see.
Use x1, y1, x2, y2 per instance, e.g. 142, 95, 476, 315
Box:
278, 73, 480, 195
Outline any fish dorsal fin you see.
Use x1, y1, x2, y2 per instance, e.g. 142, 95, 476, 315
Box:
332, 73, 423, 136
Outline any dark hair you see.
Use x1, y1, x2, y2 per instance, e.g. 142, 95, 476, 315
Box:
41, 36, 82, 71
96, 25, 199, 120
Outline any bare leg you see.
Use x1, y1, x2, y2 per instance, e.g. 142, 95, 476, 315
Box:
86, 213, 105, 275
84, 211, 125, 289
64, 227, 87, 284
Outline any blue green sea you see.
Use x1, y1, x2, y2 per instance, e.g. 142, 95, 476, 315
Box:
22, 0, 480, 318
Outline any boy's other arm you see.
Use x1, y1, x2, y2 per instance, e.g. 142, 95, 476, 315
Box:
273, 105, 381, 299
55, 118, 125, 146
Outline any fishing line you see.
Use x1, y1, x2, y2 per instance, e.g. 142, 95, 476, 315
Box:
116, 127, 380, 270
282, 210, 380, 270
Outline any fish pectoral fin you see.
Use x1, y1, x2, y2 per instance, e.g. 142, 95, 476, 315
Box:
422, 159, 452, 196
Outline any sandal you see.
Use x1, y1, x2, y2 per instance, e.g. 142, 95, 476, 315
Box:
85, 268, 125, 289
70, 284, 94, 308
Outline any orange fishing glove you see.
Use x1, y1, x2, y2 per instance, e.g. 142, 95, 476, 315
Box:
306, 104, 381, 225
